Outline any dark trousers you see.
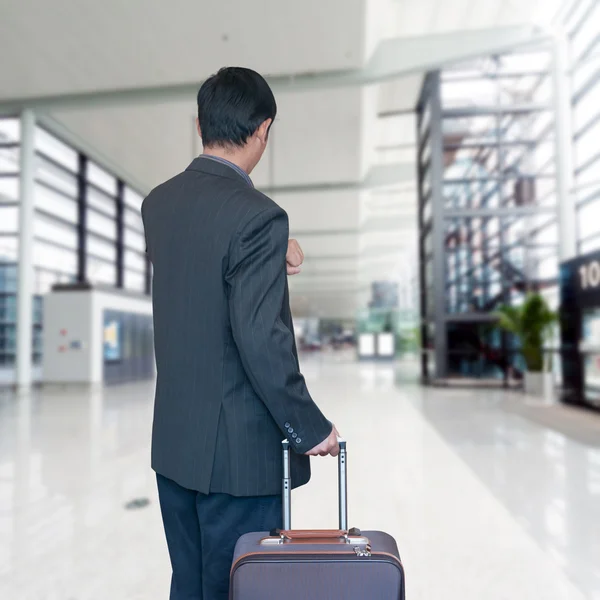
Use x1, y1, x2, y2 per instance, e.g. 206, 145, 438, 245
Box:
156, 474, 282, 600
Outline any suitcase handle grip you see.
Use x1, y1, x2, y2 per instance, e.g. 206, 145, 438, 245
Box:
281, 438, 347, 531
279, 529, 347, 540
260, 529, 369, 546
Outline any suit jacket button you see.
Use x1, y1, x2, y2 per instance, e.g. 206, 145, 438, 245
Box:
285, 422, 291, 429
296, 438, 302, 444
292, 433, 297, 438
288, 427, 294, 433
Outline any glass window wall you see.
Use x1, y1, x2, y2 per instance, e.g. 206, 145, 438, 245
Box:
569, 1, 600, 254
0, 120, 149, 371
418, 46, 557, 383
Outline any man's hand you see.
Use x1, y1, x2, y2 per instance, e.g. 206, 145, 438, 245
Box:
305, 425, 340, 457
287, 239, 304, 276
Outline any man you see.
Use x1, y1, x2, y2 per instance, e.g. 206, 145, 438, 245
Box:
142, 67, 339, 600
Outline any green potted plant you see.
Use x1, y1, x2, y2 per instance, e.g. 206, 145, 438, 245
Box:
495, 292, 558, 397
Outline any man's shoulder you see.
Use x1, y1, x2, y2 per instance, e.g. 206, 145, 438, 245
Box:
141, 171, 187, 215
226, 187, 288, 238
238, 187, 284, 218
142, 171, 283, 218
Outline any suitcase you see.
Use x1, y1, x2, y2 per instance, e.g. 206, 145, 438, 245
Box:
230, 439, 405, 599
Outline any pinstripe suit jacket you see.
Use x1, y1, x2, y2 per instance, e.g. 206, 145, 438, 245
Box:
142, 157, 332, 497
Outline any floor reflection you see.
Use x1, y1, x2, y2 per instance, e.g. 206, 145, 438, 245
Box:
411, 379, 600, 597
0, 359, 596, 599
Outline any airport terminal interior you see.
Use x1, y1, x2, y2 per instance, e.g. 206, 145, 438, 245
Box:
1, 0, 600, 598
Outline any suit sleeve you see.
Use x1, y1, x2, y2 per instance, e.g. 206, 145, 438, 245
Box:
226, 206, 332, 454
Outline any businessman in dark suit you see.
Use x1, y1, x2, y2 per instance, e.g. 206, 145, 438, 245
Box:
142, 67, 339, 600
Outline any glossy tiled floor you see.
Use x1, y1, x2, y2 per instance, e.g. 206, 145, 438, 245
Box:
0, 355, 598, 599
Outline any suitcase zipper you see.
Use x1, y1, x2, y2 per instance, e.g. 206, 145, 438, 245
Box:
232, 549, 401, 573
354, 545, 372, 557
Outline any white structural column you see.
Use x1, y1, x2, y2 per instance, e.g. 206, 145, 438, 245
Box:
16, 110, 36, 388
552, 33, 577, 261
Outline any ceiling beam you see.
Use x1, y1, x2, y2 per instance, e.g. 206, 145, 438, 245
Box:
375, 142, 417, 150
290, 289, 361, 296
289, 288, 361, 295
300, 268, 358, 275
290, 229, 359, 237
303, 254, 359, 260
0, 26, 549, 113
266, 162, 415, 195
378, 109, 416, 119
267, 181, 357, 194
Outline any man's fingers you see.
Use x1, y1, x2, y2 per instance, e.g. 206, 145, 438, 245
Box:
330, 437, 340, 456
286, 255, 301, 266
287, 265, 302, 276
287, 239, 304, 268
305, 425, 341, 457
307, 447, 340, 457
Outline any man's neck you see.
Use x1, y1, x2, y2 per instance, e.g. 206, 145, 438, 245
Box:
202, 147, 252, 175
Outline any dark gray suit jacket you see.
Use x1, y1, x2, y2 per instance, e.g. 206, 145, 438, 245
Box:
142, 157, 331, 497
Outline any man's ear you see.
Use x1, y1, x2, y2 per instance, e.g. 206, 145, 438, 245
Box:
196, 117, 202, 139
257, 118, 273, 144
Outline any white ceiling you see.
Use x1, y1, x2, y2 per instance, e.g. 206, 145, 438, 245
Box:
0, 0, 555, 318
0, 0, 365, 100
395, 0, 532, 35
370, 0, 547, 42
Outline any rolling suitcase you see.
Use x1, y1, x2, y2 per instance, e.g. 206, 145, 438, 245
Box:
230, 440, 405, 599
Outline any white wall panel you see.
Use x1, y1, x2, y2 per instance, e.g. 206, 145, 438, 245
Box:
272, 88, 361, 186
302, 259, 358, 275
272, 89, 363, 186
376, 113, 418, 146
377, 76, 423, 114
290, 232, 359, 258
276, 190, 360, 233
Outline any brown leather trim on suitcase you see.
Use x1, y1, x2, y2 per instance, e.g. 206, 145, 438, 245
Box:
264, 538, 348, 545
278, 530, 347, 540
259, 531, 370, 546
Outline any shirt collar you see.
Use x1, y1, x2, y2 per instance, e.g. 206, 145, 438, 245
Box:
199, 154, 254, 188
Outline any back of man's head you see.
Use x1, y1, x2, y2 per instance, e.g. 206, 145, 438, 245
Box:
197, 67, 277, 149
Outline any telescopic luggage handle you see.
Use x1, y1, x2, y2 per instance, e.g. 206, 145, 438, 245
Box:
281, 438, 348, 532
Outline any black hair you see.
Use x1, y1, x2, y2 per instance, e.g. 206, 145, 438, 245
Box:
197, 67, 277, 148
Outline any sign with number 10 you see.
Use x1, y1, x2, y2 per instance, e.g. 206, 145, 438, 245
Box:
579, 260, 600, 291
